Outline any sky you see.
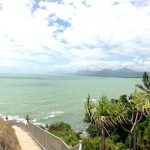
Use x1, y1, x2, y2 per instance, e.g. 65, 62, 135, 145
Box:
0, 0, 150, 74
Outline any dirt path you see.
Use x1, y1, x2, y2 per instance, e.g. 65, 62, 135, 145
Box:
12, 126, 43, 150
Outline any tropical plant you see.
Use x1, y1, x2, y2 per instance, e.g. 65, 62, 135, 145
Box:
83, 72, 150, 150
136, 72, 150, 92
86, 123, 98, 138
136, 115, 150, 150
83, 94, 95, 123
115, 91, 150, 150
84, 95, 117, 150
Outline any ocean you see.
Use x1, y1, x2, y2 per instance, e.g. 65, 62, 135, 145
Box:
0, 74, 142, 131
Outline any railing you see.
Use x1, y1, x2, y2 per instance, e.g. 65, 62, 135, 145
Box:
10, 121, 82, 150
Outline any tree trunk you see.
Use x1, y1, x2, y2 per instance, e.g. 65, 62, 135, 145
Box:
100, 127, 105, 150
133, 128, 137, 150
129, 133, 132, 150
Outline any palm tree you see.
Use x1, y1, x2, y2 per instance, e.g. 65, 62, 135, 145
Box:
135, 71, 150, 116
84, 95, 115, 150
84, 91, 150, 150
84, 94, 95, 123
93, 96, 110, 150
136, 72, 150, 92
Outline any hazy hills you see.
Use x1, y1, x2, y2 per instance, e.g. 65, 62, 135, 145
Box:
75, 68, 146, 78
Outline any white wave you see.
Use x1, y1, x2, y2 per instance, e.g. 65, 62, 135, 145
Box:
31, 119, 36, 122
0, 114, 4, 117
46, 111, 64, 119
48, 115, 55, 118
45, 115, 55, 119
51, 111, 64, 115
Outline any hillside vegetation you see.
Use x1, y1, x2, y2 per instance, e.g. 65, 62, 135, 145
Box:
0, 119, 21, 150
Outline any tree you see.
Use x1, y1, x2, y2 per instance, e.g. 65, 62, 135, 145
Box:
84, 71, 150, 150
136, 72, 150, 115
84, 94, 95, 123
114, 91, 150, 150
136, 72, 150, 92
84, 95, 116, 150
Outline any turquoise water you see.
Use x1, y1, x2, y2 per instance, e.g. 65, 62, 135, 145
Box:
0, 74, 142, 130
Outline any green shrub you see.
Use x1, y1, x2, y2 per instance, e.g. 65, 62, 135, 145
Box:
136, 116, 150, 150
106, 139, 126, 150
48, 121, 79, 147
82, 137, 99, 150
86, 123, 98, 138
49, 121, 71, 132
116, 142, 126, 150
111, 133, 121, 143
64, 133, 79, 147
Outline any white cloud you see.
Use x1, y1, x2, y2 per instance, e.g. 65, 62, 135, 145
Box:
0, 0, 150, 73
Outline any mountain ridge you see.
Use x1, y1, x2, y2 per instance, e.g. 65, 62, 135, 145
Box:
75, 68, 147, 78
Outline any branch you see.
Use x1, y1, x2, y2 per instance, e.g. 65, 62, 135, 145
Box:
134, 110, 139, 124
130, 110, 139, 133
130, 108, 135, 123
137, 111, 143, 124
119, 123, 130, 133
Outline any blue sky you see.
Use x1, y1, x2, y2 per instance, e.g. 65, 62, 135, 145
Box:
0, 0, 150, 74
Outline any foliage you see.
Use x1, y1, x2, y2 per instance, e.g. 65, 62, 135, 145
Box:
83, 72, 150, 150
86, 123, 98, 138
25, 114, 31, 123
82, 137, 100, 150
136, 72, 150, 92
82, 137, 126, 150
119, 94, 128, 104
105, 138, 126, 150
49, 121, 71, 131
136, 115, 150, 150
63, 133, 79, 147
48, 121, 78, 147
84, 95, 118, 150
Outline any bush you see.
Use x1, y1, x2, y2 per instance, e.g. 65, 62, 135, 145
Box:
86, 123, 98, 138
64, 133, 79, 147
105, 139, 126, 150
49, 121, 71, 132
136, 116, 150, 150
82, 137, 126, 150
48, 121, 79, 147
82, 137, 99, 150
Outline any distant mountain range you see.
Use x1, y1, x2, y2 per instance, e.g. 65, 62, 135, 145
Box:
75, 68, 147, 78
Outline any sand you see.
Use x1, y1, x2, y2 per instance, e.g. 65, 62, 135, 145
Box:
12, 126, 43, 150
